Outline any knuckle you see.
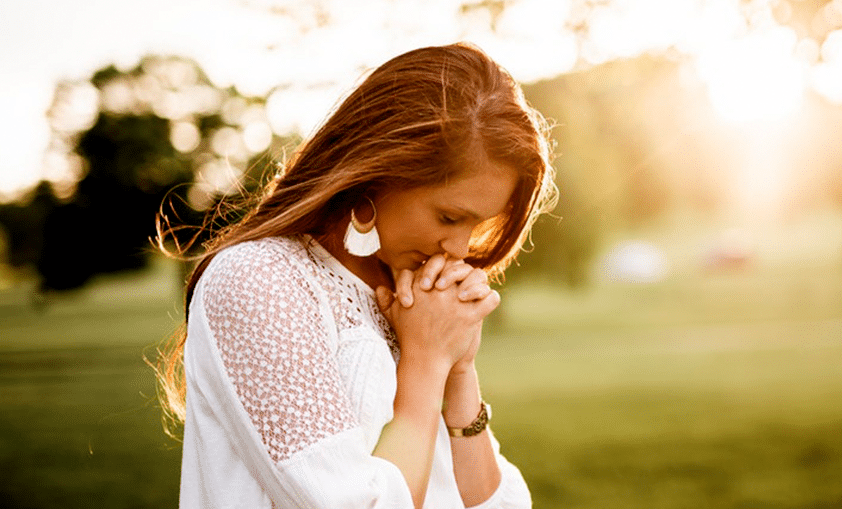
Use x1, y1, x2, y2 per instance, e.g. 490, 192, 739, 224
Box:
472, 268, 488, 283
444, 259, 463, 270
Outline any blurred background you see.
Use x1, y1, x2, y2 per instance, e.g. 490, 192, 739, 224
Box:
1, 0, 841, 507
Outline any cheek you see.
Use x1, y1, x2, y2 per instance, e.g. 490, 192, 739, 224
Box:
374, 190, 445, 255
379, 213, 440, 253
382, 225, 430, 250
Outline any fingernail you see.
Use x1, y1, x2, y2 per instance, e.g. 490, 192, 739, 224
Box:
436, 279, 447, 289
421, 277, 432, 289
401, 296, 412, 307
458, 292, 468, 300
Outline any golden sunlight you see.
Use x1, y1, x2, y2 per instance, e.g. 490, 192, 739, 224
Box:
731, 132, 795, 218
695, 25, 806, 124
811, 29, 842, 103
4, 0, 842, 204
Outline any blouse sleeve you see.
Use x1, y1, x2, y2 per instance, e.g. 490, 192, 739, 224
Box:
182, 239, 413, 508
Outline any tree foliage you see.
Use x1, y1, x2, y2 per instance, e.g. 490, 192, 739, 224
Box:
0, 56, 277, 291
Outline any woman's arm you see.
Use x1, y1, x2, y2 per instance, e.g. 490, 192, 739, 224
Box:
387, 256, 507, 506
192, 239, 419, 508
443, 360, 502, 506
374, 270, 499, 508
372, 348, 450, 509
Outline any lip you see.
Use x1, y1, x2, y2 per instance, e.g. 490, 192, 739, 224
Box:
413, 251, 432, 263
404, 251, 429, 268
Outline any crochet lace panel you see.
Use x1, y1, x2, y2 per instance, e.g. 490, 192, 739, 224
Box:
201, 237, 361, 463
302, 240, 400, 362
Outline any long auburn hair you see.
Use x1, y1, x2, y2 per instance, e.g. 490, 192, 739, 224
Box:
152, 42, 557, 430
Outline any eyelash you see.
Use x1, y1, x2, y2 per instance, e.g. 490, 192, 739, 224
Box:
439, 214, 459, 225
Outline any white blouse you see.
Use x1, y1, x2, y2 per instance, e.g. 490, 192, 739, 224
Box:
179, 235, 531, 508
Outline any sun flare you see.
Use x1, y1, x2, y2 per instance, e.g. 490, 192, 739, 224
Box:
695, 26, 806, 124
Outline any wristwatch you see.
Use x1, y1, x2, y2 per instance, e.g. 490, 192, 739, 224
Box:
447, 401, 491, 437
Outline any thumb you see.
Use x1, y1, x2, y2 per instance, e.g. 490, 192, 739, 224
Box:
375, 286, 395, 316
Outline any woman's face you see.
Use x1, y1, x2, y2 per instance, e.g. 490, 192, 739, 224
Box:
373, 165, 518, 271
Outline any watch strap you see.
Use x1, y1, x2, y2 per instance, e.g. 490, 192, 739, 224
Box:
447, 401, 491, 438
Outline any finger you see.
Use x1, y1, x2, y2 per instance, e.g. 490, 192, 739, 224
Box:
395, 269, 414, 307
454, 269, 489, 297
375, 285, 395, 313
447, 266, 487, 291
457, 283, 492, 302
472, 289, 501, 319
375, 286, 396, 324
419, 254, 448, 290
434, 262, 473, 290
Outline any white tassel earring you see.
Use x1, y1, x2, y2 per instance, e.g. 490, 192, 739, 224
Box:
343, 198, 381, 256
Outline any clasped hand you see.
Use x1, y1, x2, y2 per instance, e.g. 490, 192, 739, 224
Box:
375, 254, 499, 374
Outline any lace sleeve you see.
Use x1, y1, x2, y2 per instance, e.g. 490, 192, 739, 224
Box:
201, 239, 358, 463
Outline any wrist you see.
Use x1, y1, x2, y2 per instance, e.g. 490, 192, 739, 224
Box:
446, 401, 491, 438
395, 353, 451, 408
449, 358, 477, 377
442, 366, 482, 428
397, 350, 453, 382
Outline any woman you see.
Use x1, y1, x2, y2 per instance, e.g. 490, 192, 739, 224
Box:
155, 42, 557, 508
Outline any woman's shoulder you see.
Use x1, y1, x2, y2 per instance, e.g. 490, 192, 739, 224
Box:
210, 235, 309, 271
201, 236, 318, 292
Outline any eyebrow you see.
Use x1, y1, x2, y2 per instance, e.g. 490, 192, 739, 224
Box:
451, 206, 482, 220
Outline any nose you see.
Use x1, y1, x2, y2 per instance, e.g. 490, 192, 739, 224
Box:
439, 228, 471, 260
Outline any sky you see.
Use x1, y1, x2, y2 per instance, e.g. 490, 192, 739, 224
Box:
1, 0, 841, 201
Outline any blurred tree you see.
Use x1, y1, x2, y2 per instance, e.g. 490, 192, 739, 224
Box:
0, 56, 280, 292
37, 113, 190, 289
510, 57, 684, 288
504, 173, 598, 289
0, 182, 57, 269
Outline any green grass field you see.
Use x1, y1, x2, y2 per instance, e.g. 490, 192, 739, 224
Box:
1, 248, 840, 508
484, 268, 842, 508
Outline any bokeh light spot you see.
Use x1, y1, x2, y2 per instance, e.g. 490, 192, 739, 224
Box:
242, 121, 273, 153
170, 121, 201, 153
210, 126, 246, 160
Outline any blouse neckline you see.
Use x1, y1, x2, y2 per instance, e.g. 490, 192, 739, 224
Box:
301, 235, 376, 297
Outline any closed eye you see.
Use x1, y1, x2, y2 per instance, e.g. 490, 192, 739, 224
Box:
439, 214, 459, 225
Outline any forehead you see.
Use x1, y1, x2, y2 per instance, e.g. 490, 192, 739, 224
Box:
427, 164, 518, 217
